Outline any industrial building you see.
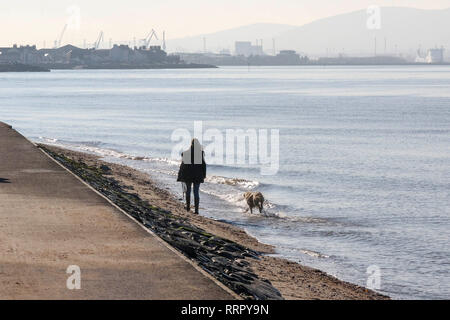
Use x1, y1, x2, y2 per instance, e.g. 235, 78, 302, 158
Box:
415, 47, 445, 64
177, 50, 309, 66
235, 41, 264, 56
426, 48, 445, 64
0, 45, 41, 64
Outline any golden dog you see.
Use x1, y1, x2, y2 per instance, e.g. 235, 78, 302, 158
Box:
243, 192, 264, 214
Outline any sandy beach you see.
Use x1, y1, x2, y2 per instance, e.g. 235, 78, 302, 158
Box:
40, 144, 389, 300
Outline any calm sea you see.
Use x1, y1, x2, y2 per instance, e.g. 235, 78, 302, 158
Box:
1, 66, 449, 299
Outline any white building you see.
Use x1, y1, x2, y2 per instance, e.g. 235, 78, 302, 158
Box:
426, 48, 444, 64
235, 41, 264, 56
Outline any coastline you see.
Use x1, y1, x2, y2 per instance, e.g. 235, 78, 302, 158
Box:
0, 63, 50, 72
39, 144, 389, 300
30, 63, 217, 70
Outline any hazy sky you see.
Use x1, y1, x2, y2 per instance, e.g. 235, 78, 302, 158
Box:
1, 0, 449, 47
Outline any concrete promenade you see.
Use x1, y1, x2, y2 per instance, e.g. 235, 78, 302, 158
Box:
0, 122, 234, 299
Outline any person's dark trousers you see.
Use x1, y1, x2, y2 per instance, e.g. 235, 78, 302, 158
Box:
186, 183, 200, 214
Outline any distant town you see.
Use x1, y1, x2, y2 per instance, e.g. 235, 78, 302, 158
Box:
0, 39, 446, 72
0, 43, 215, 71
177, 42, 445, 66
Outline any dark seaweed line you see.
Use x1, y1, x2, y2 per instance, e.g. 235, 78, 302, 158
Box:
41, 146, 283, 300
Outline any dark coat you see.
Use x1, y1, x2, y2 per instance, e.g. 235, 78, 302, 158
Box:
177, 149, 207, 184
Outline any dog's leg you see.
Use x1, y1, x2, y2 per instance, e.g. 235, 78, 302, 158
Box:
259, 203, 263, 213
250, 207, 253, 214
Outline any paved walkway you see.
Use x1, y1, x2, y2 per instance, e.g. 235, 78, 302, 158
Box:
0, 122, 234, 299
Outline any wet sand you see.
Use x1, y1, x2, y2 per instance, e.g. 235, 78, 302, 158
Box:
41, 144, 389, 300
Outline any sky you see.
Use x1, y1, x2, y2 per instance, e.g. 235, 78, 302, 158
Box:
1, 0, 449, 47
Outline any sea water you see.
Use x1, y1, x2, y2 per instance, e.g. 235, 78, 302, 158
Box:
1, 66, 449, 299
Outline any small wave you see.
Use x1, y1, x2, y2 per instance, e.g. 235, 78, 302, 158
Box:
143, 167, 178, 177
78, 145, 144, 160
292, 216, 331, 224
201, 188, 245, 204
38, 136, 59, 143
300, 249, 330, 258
35, 136, 178, 163
142, 157, 180, 166
205, 175, 259, 189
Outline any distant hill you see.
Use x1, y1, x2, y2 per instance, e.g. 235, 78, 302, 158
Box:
166, 23, 297, 53
167, 7, 450, 57
275, 7, 450, 56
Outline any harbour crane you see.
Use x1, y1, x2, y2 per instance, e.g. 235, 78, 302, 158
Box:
93, 31, 104, 50
141, 29, 158, 49
54, 24, 68, 48
162, 31, 166, 51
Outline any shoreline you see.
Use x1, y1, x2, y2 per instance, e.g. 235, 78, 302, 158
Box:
31, 63, 217, 70
39, 144, 389, 300
0, 63, 50, 72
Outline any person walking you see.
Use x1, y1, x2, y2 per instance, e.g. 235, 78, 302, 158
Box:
177, 138, 206, 214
